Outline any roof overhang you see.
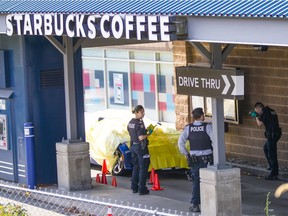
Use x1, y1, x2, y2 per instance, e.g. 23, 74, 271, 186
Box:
186, 16, 288, 47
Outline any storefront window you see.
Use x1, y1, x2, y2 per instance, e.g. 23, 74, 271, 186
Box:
82, 48, 103, 58
131, 51, 155, 61
130, 61, 157, 119
106, 49, 129, 59
157, 52, 173, 62
82, 47, 175, 123
82, 59, 105, 112
191, 96, 240, 123
157, 63, 175, 123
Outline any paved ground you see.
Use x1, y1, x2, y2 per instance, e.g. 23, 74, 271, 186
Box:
1, 163, 288, 216
87, 163, 288, 216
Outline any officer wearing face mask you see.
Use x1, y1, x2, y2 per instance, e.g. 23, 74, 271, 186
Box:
178, 107, 213, 213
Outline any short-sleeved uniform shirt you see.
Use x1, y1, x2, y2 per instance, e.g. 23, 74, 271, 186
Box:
127, 118, 147, 142
259, 106, 280, 132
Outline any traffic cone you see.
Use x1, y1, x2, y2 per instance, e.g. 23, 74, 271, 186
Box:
96, 173, 101, 183
150, 173, 163, 191
107, 206, 113, 216
111, 176, 117, 187
101, 173, 107, 184
148, 168, 155, 185
102, 159, 108, 174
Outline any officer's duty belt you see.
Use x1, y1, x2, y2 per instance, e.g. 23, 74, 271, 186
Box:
196, 153, 213, 163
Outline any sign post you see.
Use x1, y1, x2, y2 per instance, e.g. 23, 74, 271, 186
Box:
175, 44, 243, 216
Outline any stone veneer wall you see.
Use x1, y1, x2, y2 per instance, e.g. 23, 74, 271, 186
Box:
172, 41, 193, 130
173, 41, 288, 168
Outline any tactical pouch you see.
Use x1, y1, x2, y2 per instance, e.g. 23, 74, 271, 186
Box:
187, 154, 198, 167
141, 139, 149, 150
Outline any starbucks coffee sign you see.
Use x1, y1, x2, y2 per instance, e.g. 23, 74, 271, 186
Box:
5, 14, 176, 41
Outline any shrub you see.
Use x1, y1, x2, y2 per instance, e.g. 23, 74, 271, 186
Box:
0, 203, 29, 216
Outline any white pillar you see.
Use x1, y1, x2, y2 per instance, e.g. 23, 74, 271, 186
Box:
200, 167, 242, 216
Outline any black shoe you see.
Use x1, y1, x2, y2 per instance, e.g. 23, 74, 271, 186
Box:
189, 204, 200, 212
132, 190, 138, 193
139, 189, 150, 195
265, 175, 278, 180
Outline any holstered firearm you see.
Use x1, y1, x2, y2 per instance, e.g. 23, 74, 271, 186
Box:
141, 139, 149, 150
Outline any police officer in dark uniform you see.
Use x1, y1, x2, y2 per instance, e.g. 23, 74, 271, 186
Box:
127, 105, 151, 195
178, 107, 213, 213
254, 102, 282, 180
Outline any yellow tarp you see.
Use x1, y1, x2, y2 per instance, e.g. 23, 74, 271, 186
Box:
85, 111, 188, 172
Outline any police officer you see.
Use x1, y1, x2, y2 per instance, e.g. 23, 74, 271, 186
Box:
178, 107, 213, 213
254, 102, 282, 180
127, 105, 151, 195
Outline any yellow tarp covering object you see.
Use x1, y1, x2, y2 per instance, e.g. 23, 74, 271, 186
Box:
85, 110, 188, 172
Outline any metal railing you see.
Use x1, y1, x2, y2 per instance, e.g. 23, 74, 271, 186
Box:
0, 181, 191, 216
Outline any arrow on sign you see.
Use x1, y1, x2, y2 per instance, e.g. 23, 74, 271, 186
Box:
222, 75, 230, 94
222, 75, 236, 96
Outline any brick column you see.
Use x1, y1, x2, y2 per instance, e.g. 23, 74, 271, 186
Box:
172, 41, 193, 130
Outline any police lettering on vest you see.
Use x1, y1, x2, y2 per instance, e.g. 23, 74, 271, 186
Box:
128, 123, 136, 129
190, 126, 205, 132
188, 123, 212, 151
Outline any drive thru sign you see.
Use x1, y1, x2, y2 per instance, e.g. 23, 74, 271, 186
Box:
176, 67, 244, 100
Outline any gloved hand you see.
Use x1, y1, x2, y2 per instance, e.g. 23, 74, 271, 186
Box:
249, 111, 258, 118
147, 124, 157, 135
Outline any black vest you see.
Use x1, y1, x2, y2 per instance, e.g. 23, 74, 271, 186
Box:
260, 106, 280, 133
188, 123, 212, 151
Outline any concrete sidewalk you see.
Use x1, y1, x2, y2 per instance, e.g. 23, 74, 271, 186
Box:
1, 163, 288, 216
86, 164, 288, 216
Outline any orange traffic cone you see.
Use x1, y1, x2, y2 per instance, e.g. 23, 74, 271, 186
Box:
102, 159, 108, 174
107, 206, 113, 216
148, 168, 155, 185
150, 173, 164, 191
111, 176, 117, 187
101, 173, 107, 184
96, 173, 101, 183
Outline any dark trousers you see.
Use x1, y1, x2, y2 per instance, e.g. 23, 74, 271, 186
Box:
264, 133, 281, 176
130, 144, 150, 193
190, 160, 208, 205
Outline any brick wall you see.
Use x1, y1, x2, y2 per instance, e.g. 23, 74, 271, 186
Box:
225, 45, 288, 167
173, 42, 288, 168
172, 41, 193, 130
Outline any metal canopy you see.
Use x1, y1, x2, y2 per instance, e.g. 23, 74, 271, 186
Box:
0, 0, 288, 18
0, 0, 288, 46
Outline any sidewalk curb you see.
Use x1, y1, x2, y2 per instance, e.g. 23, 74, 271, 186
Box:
228, 162, 288, 181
